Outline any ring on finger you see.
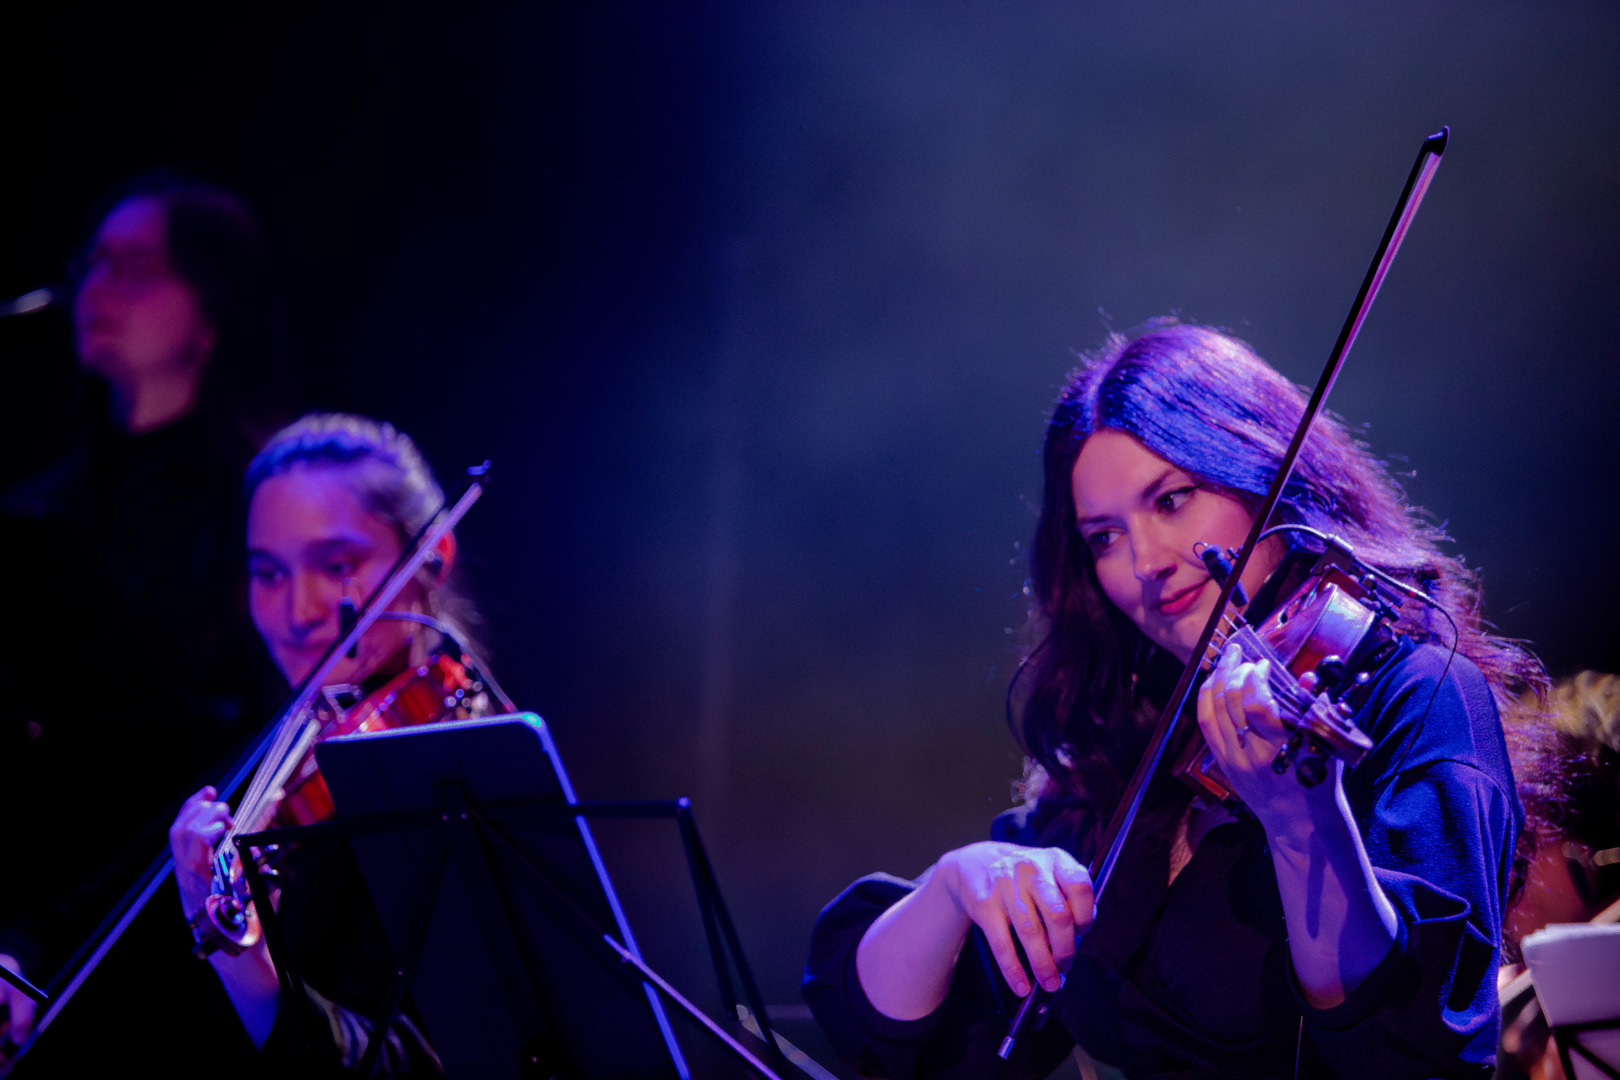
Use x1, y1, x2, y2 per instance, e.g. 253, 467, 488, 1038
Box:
1235, 722, 1254, 746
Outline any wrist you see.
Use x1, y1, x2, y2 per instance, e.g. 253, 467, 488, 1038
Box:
922, 852, 970, 925
178, 880, 209, 917
1267, 751, 1353, 822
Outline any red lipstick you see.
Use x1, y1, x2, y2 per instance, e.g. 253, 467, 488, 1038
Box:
1157, 579, 1208, 617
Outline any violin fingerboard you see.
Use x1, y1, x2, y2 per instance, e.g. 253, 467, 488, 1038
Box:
1202, 624, 1315, 726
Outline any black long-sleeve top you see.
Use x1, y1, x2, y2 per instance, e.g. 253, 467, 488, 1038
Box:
803, 643, 1522, 1079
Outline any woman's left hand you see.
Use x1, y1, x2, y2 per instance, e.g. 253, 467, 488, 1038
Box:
170, 786, 233, 919
1197, 644, 1334, 830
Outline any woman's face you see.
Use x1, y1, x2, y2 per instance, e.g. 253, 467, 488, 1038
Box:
74, 196, 215, 400
247, 463, 423, 687
1071, 428, 1282, 663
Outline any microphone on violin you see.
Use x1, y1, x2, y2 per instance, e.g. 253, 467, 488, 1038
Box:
340, 583, 359, 659
1196, 543, 1248, 607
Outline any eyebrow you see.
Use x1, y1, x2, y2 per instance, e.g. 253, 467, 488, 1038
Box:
246, 535, 374, 562
1074, 465, 1181, 528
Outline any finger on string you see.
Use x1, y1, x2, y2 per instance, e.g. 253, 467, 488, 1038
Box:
1199, 674, 1253, 765
1202, 666, 1242, 738
1220, 652, 1256, 707
1195, 682, 1229, 752
1244, 658, 1288, 741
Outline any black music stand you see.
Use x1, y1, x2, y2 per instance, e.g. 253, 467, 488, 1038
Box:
1522, 921, 1620, 1080
1550, 1018, 1620, 1080
236, 714, 791, 1079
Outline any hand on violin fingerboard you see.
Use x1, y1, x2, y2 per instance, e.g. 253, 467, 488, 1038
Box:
169, 786, 233, 919
1198, 645, 1333, 827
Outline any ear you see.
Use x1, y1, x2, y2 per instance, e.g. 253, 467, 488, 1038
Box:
429, 531, 457, 581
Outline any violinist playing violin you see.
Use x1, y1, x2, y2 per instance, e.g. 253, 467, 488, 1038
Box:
804, 322, 1542, 1079
168, 413, 493, 1075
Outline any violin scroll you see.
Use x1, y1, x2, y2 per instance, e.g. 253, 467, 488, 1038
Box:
189, 889, 261, 959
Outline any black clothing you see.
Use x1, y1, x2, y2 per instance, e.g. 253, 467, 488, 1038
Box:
256, 839, 443, 1076
804, 644, 1521, 1079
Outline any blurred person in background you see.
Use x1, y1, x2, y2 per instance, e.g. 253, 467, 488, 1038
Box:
1497, 672, 1620, 1080
0, 172, 290, 1067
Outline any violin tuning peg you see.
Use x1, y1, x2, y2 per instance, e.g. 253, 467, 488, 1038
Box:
1314, 656, 1348, 695
1333, 670, 1372, 705
1296, 752, 1329, 787
1271, 733, 1304, 775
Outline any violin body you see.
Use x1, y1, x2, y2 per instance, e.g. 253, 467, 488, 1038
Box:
276, 653, 479, 827
192, 651, 480, 957
1172, 551, 1397, 805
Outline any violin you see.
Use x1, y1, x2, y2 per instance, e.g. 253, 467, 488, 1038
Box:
1170, 534, 1402, 804
275, 650, 483, 828
191, 635, 491, 958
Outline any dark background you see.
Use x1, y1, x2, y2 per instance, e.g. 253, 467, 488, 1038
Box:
5, 1, 1618, 1071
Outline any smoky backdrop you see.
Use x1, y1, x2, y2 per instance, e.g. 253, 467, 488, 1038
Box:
5, 2, 1617, 1070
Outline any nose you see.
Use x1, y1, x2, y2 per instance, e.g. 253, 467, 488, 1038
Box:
1131, 525, 1178, 583
288, 571, 329, 637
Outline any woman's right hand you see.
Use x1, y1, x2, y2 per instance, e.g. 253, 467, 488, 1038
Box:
856, 840, 1094, 1021
169, 786, 232, 919
934, 841, 1095, 996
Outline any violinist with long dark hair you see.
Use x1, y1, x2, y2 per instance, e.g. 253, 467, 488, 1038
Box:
804, 322, 1542, 1078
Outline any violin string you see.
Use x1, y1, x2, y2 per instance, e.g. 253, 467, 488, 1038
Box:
1224, 625, 1316, 721
235, 711, 320, 841
237, 711, 303, 820
226, 707, 313, 845
222, 612, 495, 851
